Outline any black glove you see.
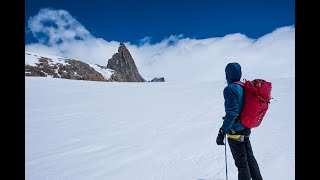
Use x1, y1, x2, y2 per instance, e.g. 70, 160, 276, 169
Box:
216, 128, 225, 145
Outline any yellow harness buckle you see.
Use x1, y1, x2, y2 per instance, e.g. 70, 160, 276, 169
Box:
227, 134, 241, 139
227, 134, 245, 142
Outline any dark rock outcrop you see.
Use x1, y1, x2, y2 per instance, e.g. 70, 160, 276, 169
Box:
149, 77, 165, 82
25, 57, 108, 81
107, 43, 145, 82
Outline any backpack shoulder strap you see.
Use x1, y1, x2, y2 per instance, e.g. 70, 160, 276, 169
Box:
233, 81, 244, 86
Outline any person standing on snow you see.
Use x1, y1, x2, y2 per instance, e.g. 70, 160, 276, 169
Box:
216, 62, 263, 180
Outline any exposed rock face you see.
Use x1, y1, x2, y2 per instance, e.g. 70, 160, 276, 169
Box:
25, 56, 110, 82
107, 43, 145, 82
149, 77, 165, 82
25, 43, 145, 83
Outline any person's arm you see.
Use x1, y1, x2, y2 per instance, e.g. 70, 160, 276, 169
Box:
220, 86, 239, 133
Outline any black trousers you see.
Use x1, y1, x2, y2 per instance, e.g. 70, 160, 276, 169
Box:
228, 136, 263, 180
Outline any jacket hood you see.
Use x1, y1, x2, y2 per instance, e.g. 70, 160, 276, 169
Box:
225, 62, 242, 84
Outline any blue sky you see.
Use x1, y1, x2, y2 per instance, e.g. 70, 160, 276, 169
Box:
25, 0, 295, 45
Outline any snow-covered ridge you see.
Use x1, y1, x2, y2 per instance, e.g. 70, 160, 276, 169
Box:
25, 51, 69, 66
25, 51, 114, 81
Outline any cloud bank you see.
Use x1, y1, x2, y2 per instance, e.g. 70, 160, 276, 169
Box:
26, 8, 295, 82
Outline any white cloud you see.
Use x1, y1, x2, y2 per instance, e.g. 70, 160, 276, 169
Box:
139, 36, 152, 45
26, 8, 295, 82
27, 8, 92, 45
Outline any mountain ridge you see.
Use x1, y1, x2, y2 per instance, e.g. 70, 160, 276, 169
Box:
25, 43, 147, 82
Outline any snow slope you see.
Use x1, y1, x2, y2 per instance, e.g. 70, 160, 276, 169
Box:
25, 77, 294, 180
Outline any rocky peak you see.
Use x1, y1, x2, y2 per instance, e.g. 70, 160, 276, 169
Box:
107, 43, 145, 82
119, 42, 126, 52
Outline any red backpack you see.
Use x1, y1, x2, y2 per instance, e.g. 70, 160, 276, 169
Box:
234, 79, 272, 128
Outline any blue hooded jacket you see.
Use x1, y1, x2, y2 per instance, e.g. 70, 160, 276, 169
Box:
220, 62, 246, 133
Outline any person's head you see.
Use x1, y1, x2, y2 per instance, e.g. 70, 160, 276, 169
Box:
225, 62, 242, 84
